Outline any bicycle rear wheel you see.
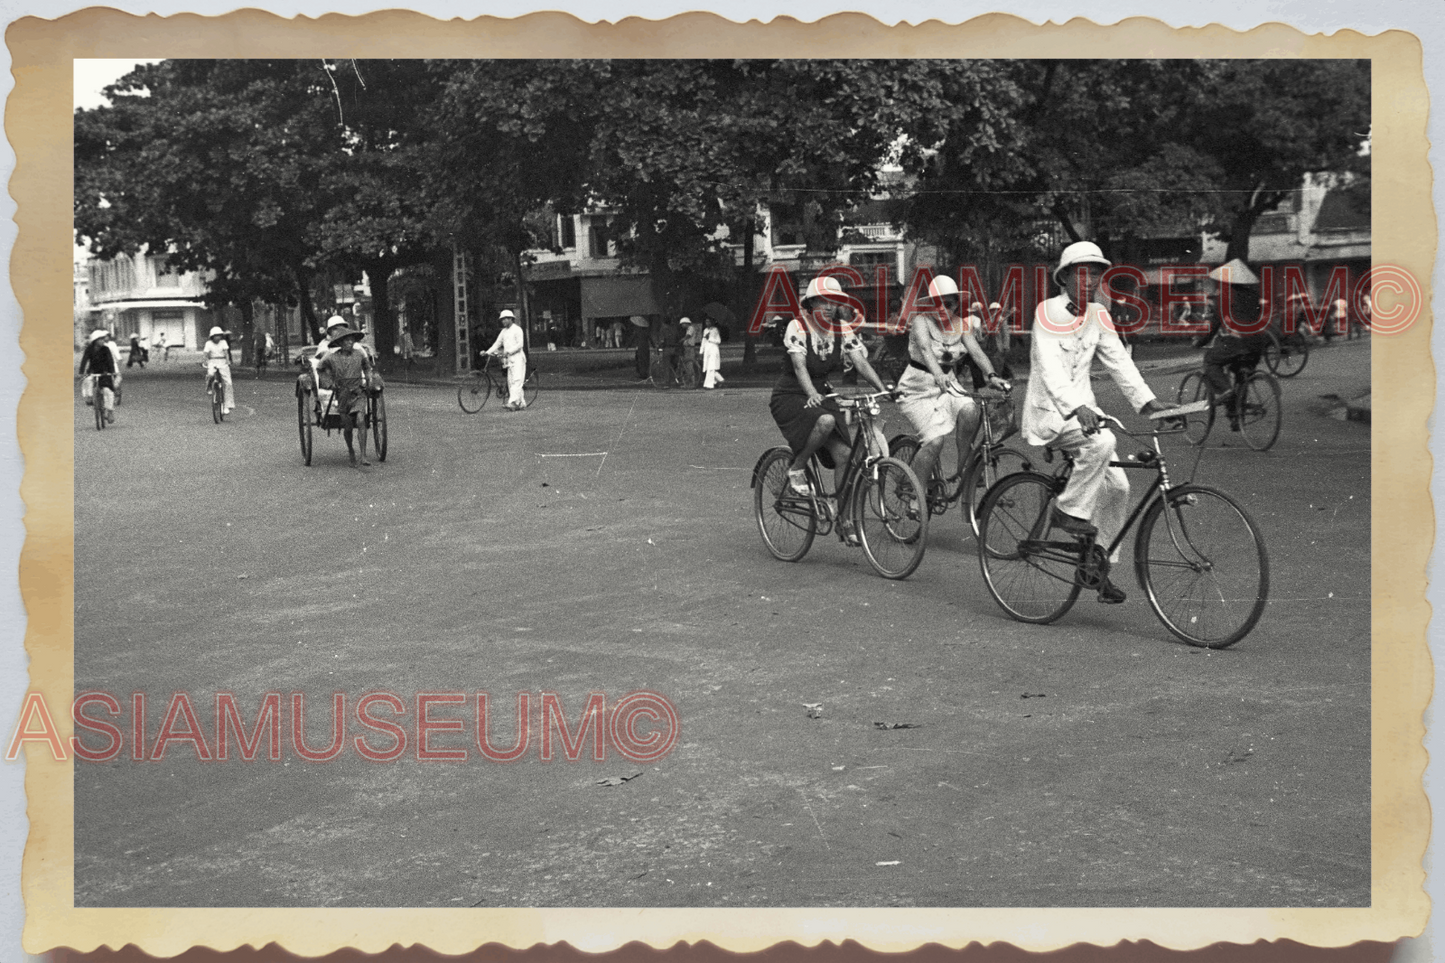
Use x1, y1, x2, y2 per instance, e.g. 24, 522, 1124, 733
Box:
649, 353, 672, 386
1238, 371, 1281, 451
976, 472, 1081, 623
852, 457, 928, 579
1176, 372, 1215, 446
522, 368, 540, 407
1265, 331, 1309, 378
753, 447, 816, 562
457, 373, 489, 413
1135, 484, 1268, 648
962, 444, 1033, 540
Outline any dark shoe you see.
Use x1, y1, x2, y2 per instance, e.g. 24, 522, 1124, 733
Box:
1050, 507, 1096, 536
1097, 579, 1127, 604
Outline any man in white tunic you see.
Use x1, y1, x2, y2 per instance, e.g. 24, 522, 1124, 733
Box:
486, 310, 528, 410
1022, 241, 1172, 603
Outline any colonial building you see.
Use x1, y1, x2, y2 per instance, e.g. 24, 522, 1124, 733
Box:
84, 251, 219, 350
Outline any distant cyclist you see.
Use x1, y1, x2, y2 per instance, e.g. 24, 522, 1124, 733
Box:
79, 329, 118, 424
201, 326, 235, 418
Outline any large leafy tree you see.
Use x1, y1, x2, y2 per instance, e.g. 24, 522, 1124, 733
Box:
76, 59, 445, 363
76, 60, 338, 357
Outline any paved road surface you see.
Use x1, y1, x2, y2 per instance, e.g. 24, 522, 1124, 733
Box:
73, 341, 1370, 907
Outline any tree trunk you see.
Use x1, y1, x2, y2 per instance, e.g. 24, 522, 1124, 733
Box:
236, 300, 255, 366
741, 216, 758, 366
294, 262, 320, 343
513, 249, 531, 354
366, 260, 397, 367
1223, 208, 1261, 264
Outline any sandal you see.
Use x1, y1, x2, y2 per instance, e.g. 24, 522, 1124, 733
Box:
838, 522, 862, 547
787, 469, 813, 496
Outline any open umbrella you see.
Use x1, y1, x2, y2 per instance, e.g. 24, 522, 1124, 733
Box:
629, 315, 649, 328
701, 302, 738, 326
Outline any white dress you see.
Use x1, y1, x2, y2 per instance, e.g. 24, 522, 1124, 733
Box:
701, 326, 724, 387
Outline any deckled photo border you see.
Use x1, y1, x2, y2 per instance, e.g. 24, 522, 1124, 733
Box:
10, 10, 1431, 957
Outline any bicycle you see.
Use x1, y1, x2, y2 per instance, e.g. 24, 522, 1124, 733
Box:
648, 346, 688, 387
1175, 361, 1281, 451
975, 408, 1268, 649
676, 350, 702, 389
457, 354, 540, 412
206, 367, 227, 423
1262, 328, 1309, 378
751, 390, 929, 580
82, 374, 114, 431
889, 383, 1033, 539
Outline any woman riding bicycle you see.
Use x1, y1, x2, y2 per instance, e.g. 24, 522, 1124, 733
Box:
894, 275, 1010, 506
768, 276, 894, 504
201, 326, 235, 417
79, 329, 118, 424
1194, 258, 1268, 431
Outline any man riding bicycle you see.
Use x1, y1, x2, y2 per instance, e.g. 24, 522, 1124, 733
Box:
1194, 258, 1269, 431
1023, 241, 1175, 604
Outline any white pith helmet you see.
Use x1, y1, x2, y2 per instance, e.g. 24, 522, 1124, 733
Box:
803, 275, 845, 301
208, 326, 226, 338
325, 315, 348, 331
927, 275, 960, 299
1053, 241, 1111, 284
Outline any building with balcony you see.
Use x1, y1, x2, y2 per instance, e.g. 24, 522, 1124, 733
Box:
84, 251, 220, 350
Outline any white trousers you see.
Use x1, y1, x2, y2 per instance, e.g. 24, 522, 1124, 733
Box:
505, 357, 526, 407
1049, 423, 1131, 557
205, 361, 234, 411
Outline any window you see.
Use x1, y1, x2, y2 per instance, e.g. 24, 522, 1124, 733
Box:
559, 215, 576, 249
588, 220, 611, 258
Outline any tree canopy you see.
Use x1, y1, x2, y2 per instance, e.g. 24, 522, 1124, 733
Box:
76, 57, 1372, 359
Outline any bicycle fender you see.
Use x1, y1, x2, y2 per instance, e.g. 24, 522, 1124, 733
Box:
751, 446, 792, 489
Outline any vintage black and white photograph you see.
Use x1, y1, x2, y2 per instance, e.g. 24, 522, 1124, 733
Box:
67, 52, 1378, 914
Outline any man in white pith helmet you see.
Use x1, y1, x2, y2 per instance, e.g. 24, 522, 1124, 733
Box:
485, 310, 527, 410
1023, 241, 1173, 604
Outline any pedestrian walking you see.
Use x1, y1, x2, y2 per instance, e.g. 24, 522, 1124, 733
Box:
153, 331, 167, 361
79, 329, 118, 424
701, 317, 724, 388
1023, 241, 1174, 603
127, 333, 146, 368
486, 310, 528, 410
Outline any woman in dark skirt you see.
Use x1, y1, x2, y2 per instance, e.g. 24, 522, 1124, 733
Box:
769, 276, 895, 500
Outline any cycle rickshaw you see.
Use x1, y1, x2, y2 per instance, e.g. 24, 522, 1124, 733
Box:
295, 348, 388, 466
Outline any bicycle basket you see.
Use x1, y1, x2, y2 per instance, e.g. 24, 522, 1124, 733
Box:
988, 396, 1019, 442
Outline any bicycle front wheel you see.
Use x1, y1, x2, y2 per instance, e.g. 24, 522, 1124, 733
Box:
1238, 371, 1281, 451
1176, 372, 1215, 446
753, 447, 816, 562
523, 368, 540, 407
962, 445, 1033, 540
852, 457, 928, 580
211, 380, 223, 423
1135, 484, 1268, 648
94, 388, 106, 431
457, 374, 489, 413
370, 392, 388, 462
976, 472, 1081, 623
297, 391, 313, 466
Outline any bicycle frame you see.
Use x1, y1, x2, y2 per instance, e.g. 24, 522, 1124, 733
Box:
795, 393, 893, 538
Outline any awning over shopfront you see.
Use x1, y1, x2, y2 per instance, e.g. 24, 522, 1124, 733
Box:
89, 299, 205, 312
581, 275, 658, 318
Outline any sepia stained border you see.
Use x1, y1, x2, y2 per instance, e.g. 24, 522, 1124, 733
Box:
9, 9, 1432, 957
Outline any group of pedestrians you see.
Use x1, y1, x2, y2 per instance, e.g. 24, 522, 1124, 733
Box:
764, 240, 1178, 604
